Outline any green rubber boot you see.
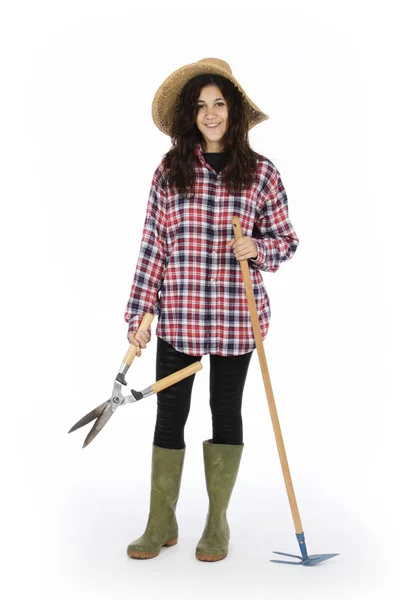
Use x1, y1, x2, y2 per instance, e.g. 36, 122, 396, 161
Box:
195, 439, 244, 562
127, 444, 185, 559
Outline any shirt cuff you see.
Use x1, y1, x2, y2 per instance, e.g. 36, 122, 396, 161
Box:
127, 315, 142, 341
249, 238, 267, 267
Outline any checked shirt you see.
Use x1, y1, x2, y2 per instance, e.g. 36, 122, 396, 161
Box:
124, 143, 299, 356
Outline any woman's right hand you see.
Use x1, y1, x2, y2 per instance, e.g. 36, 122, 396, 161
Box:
128, 329, 151, 357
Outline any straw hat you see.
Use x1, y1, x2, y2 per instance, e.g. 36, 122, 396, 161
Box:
151, 57, 269, 137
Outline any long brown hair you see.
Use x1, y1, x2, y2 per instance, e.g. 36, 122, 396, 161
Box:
163, 74, 259, 195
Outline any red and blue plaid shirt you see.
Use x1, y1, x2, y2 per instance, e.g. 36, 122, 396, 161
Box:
124, 143, 299, 356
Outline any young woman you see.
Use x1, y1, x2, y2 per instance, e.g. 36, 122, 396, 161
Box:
124, 58, 299, 562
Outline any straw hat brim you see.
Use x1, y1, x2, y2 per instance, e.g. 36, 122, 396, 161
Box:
151, 57, 269, 137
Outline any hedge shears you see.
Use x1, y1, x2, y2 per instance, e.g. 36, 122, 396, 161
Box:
68, 314, 202, 447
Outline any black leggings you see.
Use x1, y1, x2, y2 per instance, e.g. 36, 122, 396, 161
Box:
153, 336, 254, 449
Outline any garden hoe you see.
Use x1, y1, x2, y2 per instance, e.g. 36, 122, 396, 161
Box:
232, 216, 339, 566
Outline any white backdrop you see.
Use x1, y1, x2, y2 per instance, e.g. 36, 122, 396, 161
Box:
1, 1, 398, 599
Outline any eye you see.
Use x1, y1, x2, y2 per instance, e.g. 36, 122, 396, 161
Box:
197, 102, 225, 110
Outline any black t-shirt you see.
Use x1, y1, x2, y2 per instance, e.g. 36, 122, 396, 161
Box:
203, 152, 229, 174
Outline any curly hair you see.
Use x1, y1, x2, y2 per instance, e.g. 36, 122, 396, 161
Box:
162, 73, 259, 196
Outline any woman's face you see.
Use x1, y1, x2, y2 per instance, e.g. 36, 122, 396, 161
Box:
195, 84, 229, 152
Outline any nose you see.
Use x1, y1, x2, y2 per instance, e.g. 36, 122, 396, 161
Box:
204, 107, 217, 119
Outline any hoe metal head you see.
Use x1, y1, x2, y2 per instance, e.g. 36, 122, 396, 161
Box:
271, 551, 340, 566
270, 533, 339, 566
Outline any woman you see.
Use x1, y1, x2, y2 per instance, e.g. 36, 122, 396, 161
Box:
124, 58, 299, 562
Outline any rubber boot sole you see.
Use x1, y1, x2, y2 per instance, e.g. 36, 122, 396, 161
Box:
127, 536, 178, 559
195, 551, 227, 562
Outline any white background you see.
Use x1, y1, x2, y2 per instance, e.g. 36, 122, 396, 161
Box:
1, 1, 398, 598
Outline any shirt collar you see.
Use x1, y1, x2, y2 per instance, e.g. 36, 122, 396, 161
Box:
194, 142, 226, 157
194, 142, 208, 168
194, 141, 229, 177
194, 142, 203, 155
194, 142, 204, 156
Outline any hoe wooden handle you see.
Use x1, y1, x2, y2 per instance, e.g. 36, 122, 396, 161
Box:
232, 216, 303, 535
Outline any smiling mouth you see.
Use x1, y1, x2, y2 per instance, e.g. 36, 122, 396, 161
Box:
205, 123, 221, 128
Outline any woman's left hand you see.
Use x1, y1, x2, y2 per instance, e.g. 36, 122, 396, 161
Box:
227, 236, 258, 261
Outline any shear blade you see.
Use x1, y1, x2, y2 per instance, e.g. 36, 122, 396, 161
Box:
82, 404, 114, 448
68, 400, 110, 433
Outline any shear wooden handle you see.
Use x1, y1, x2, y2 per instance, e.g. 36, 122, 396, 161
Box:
152, 361, 203, 393
123, 313, 154, 365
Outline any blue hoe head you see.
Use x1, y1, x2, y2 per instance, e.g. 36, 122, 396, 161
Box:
270, 533, 339, 566
271, 551, 340, 566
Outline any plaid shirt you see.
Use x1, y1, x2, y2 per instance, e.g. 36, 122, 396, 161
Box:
124, 143, 299, 356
